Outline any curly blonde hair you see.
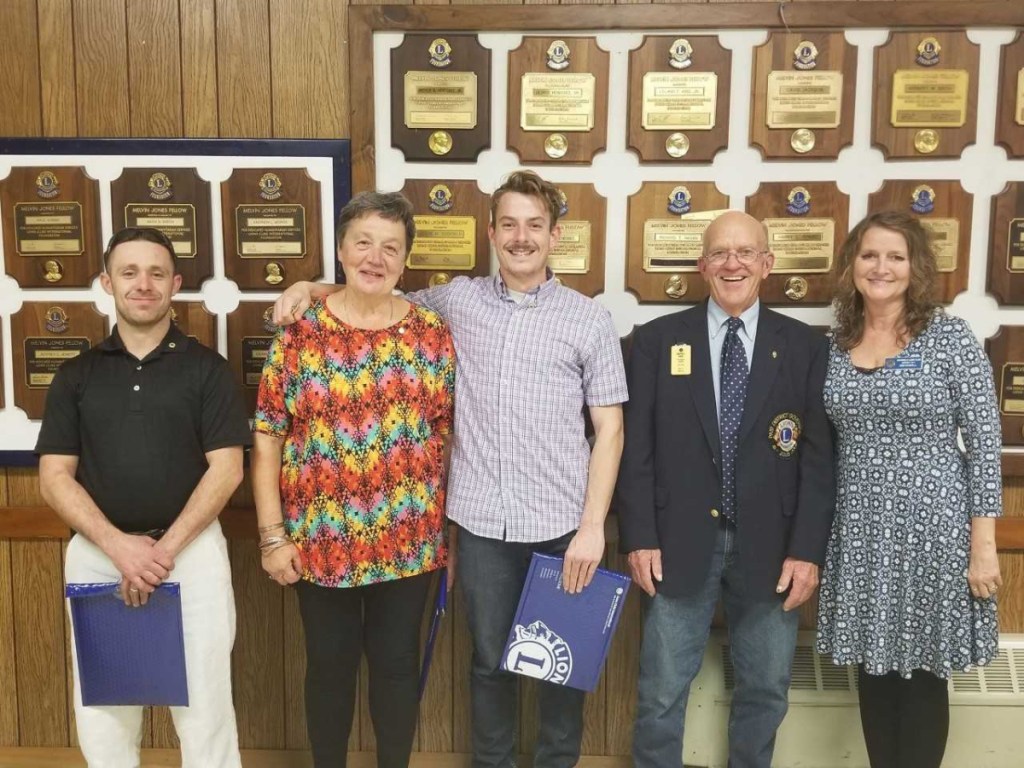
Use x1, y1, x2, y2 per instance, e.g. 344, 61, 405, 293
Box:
831, 210, 939, 351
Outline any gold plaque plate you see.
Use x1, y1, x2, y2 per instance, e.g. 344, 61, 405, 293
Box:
1007, 217, 1024, 272
640, 72, 717, 131
14, 201, 85, 256
763, 218, 835, 273
548, 221, 591, 274
235, 204, 307, 258
404, 71, 478, 129
919, 218, 959, 272
125, 203, 198, 258
407, 215, 477, 270
765, 71, 843, 129
521, 73, 596, 132
890, 70, 969, 128
642, 218, 708, 273
1000, 363, 1024, 415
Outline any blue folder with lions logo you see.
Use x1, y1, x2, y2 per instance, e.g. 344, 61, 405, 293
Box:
501, 553, 631, 692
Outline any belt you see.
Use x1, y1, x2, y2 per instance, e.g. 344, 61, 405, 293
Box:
128, 528, 168, 540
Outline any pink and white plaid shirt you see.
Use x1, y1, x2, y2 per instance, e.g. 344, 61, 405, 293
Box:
411, 274, 628, 543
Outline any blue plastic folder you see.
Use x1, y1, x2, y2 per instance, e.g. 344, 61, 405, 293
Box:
501, 554, 631, 692
65, 582, 189, 707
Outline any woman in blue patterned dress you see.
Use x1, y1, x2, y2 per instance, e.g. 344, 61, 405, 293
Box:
816, 211, 1003, 768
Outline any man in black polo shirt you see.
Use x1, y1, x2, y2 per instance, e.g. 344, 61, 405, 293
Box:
37, 227, 251, 768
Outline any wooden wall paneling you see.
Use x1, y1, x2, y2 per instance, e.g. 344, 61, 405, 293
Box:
230, 539, 286, 749
603, 550, 639, 757
180, 0, 219, 137
0, 0, 42, 137
451, 585, 472, 753
997, 553, 1023, 633
216, 0, 273, 138
12, 541, 67, 746
37, 0, 78, 137
126, 0, 183, 137
73, 0, 130, 137
7, 469, 44, 508
0, 536, 18, 746
268, 0, 348, 139
417, 572, 453, 752
282, 588, 309, 749
60, 541, 78, 750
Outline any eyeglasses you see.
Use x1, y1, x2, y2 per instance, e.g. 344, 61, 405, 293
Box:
704, 248, 765, 266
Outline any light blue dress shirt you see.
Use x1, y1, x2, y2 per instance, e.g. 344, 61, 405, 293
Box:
707, 298, 759, 416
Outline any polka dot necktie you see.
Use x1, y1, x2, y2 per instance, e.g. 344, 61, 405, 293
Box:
719, 317, 748, 524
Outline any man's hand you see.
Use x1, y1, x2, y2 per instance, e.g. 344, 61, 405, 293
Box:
776, 557, 819, 611
272, 281, 316, 325
107, 533, 174, 596
562, 525, 604, 594
627, 549, 663, 597
263, 542, 303, 585
119, 576, 149, 607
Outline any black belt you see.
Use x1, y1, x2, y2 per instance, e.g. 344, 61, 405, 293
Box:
128, 527, 168, 540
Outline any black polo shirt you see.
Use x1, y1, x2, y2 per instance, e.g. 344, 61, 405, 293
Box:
36, 324, 252, 532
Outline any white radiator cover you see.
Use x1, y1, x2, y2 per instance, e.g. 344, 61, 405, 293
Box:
678, 631, 1024, 768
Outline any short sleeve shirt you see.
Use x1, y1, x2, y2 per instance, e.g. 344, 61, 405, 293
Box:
36, 325, 253, 532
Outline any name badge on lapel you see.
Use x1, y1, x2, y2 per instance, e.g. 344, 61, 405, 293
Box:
670, 344, 691, 376
884, 355, 923, 370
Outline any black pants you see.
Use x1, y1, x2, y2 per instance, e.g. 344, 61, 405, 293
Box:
295, 573, 434, 768
857, 665, 950, 768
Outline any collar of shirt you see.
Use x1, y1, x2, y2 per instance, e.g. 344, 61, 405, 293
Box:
98, 323, 190, 362
707, 297, 760, 345
492, 269, 559, 304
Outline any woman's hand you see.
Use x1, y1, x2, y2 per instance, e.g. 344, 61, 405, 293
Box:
272, 281, 317, 325
263, 541, 303, 585
968, 542, 1002, 599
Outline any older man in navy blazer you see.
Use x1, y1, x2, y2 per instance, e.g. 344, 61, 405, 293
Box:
617, 211, 835, 768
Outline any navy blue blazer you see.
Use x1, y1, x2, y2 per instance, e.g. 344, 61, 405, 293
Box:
616, 302, 835, 600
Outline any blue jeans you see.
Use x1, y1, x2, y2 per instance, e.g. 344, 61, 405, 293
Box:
632, 521, 799, 768
458, 526, 584, 768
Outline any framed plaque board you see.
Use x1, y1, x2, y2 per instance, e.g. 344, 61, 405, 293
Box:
626, 182, 728, 304
627, 35, 730, 163
549, 183, 606, 297
10, 303, 108, 420
0, 166, 103, 288
227, 303, 278, 415
400, 179, 490, 293
868, 180, 971, 303
391, 34, 491, 162
110, 168, 213, 290
873, 31, 979, 159
170, 302, 217, 349
995, 32, 1024, 158
508, 37, 609, 164
987, 183, 1024, 306
747, 182, 848, 305
986, 326, 1024, 447
750, 32, 856, 159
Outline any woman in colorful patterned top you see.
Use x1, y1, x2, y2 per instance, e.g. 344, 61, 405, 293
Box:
252, 192, 455, 768
816, 211, 1002, 768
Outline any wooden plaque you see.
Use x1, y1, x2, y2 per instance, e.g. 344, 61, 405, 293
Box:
110, 168, 213, 290
746, 182, 849, 306
399, 179, 490, 293
220, 168, 323, 291
872, 31, 979, 159
0, 166, 103, 288
627, 35, 730, 163
549, 183, 606, 297
0, 318, 4, 410
10, 303, 107, 419
507, 37, 609, 164
625, 182, 728, 304
988, 183, 1024, 306
391, 34, 491, 162
226, 302, 278, 415
986, 326, 1024, 447
750, 32, 856, 160
868, 180, 971, 303
170, 302, 217, 350
995, 32, 1024, 158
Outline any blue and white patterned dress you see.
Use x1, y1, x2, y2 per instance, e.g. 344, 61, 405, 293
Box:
816, 312, 1002, 679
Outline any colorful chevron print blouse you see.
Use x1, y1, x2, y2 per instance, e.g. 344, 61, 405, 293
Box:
254, 300, 456, 588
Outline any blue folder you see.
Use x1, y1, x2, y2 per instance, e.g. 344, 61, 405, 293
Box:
501, 553, 631, 692
66, 582, 189, 706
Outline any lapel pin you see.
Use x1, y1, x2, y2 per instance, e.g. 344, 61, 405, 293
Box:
772, 350, 778, 359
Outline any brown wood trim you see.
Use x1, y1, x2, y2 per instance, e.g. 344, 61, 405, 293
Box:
349, 2, 1024, 190
0, 507, 258, 540
997, 517, 1024, 551
1002, 452, 1024, 477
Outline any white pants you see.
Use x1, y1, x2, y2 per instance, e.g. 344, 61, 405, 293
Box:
65, 520, 242, 768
